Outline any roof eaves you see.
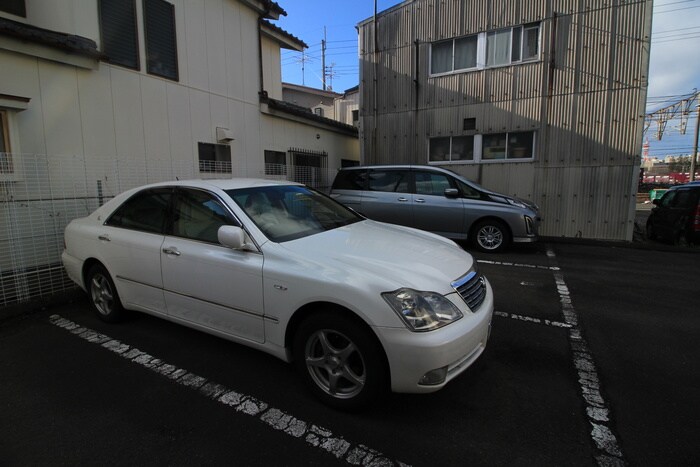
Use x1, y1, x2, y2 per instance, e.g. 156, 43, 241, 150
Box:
0, 16, 104, 60
261, 95, 358, 136
260, 19, 307, 50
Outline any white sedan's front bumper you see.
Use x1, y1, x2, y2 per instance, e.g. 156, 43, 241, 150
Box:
374, 279, 494, 393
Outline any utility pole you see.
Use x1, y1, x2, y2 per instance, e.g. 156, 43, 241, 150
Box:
691, 104, 700, 181
321, 27, 327, 91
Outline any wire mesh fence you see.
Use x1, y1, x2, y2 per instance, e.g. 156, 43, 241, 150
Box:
0, 154, 333, 308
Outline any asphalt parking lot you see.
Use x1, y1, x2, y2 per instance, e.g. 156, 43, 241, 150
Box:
1, 242, 698, 466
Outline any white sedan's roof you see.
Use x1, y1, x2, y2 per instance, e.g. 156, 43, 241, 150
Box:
147, 178, 302, 191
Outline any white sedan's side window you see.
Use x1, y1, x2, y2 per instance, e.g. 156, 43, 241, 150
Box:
172, 189, 236, 244
105, 189, 172, 234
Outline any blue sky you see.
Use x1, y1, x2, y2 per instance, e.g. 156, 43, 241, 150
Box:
276, 0, 700, 160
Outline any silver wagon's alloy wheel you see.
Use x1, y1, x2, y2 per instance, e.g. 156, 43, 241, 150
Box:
91, 272, 115, 316
471, 219, 510, 253
86, 264, 125, 323
476, 225, 504, 251
304, 329, 366, 399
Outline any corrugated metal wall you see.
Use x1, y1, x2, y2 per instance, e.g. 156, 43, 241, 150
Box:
358, 0, 652, 240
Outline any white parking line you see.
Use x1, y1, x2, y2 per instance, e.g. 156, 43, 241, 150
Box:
494, 311, 572, 328
545, 248, 625, 467
477, 259, 560, 271
49, 314, 409, 467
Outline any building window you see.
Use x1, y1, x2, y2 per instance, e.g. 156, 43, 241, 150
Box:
99, 0, 139, 70
482, 131, 534, 160
429, 135, 474, 163
463, 118, 476, 131
198, 142, 231, 173
264, 150, 287, 176
144, 0, 178, 80
431, 34, 478, 74
430, 23, 540, 76
0, 0, 25, 16
314, 107, 324, 117
351, 110, 359, 127
429, 131, 535, 164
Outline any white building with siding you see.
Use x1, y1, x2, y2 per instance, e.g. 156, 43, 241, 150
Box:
0, 0, 359, 307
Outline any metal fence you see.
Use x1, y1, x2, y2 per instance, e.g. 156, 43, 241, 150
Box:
0, 153, 332, 308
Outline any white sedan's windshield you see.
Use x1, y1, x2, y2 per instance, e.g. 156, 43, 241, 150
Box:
227, 185, 362, 242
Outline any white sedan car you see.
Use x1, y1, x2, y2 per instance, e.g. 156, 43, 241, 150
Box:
62, 179, 493, 409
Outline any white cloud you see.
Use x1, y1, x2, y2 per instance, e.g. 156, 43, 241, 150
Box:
647, 4, 700, 108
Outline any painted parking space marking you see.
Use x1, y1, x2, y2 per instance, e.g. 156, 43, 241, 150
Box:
477, 259, 559, 271
545, 248, 625, 467
494, 311, 572, 329
49, 314, 409, 467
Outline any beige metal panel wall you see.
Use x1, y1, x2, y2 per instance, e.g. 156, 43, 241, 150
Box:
481, 162, 537, 200
358, 0, 651, 240
535, 165, 634, 239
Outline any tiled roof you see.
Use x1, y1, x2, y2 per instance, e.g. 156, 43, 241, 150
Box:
0, 16, 103, 59
260, 19, 307, 49
262, 95, 358, 135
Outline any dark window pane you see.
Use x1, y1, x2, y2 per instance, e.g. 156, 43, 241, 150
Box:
451, 135, 474, 161
463, 118, 476, 131
99, 0, 139, 70
512, 26, 522, 62
368, 170, 410, 193
106, 188, 171, 233
431, 40, 453, 74
673, 190, 693, 208
508, 132, 534, 158
414, 172, 451, 196
523, 25, 540, 60
198, 142, 231, 173
483, 133, 507, 160
454, 35, 477, 70
0, 0, 25, 16
429, 137, 451, 162
144, 0, 178, 80
332, 170, 367, 190
172, 189, 235, 243
264, 150, 286, 175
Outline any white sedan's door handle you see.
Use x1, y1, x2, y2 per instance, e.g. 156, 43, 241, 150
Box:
98, 234, 110, 242
414, 198, 426, 203
397, 197, 409, 202
162, 247, 181, 256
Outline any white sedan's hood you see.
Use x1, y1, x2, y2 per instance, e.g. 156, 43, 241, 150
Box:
279, 220, 475, 294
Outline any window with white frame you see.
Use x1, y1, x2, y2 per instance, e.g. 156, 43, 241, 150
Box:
431, 34, 478, 74
430, 23, 540, 76
482, 132, 534, 160
429, 136, 474, 162
429, 131, 535, 164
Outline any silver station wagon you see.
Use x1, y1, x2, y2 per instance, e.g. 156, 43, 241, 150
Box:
330, 165, 541, 252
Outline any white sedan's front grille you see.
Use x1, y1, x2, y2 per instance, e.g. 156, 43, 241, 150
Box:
452, 271, 487, 311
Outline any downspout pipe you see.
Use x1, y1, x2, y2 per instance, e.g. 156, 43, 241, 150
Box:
258, 5, 271, 100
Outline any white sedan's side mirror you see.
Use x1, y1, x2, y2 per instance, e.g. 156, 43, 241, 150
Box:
218, 225, 249, 250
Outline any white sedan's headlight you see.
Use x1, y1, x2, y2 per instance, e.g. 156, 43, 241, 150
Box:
382, 289, 463, 332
